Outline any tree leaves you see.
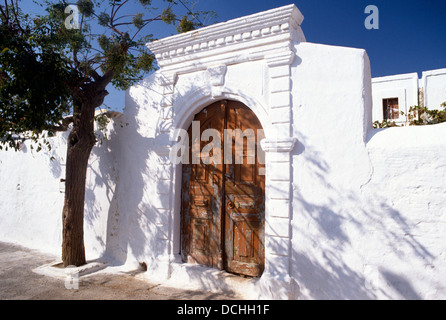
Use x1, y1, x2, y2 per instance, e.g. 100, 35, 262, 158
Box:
161, 7, 175, 24
77, 0, 94, 18
177, 16, 195, 33
0, 0, 216, 150
97, 12, 110, 27
0, 7, 78, 150
139, 0, 152, 6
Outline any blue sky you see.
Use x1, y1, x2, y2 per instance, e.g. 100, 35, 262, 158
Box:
19, 0, 446, 111
202, 0, 446, 77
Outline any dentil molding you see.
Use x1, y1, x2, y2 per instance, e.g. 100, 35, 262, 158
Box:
147, 4, 305, 75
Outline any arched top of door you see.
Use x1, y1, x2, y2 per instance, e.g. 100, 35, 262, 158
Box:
172, 90, 271, 143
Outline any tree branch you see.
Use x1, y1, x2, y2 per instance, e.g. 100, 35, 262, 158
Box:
3, 0, 9, 22
49, 116, 74, 132
97, 70, 114, 90
111, 0, 129, 22
131, 16, 162, 41
0, 2, 8, 23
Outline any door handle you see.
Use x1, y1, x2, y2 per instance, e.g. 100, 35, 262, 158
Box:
227, 201, 235, 209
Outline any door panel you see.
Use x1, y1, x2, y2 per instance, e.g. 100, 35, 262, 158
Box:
181, 102, 225, 269
224, 102, 265, 277
181, 100, 265, 277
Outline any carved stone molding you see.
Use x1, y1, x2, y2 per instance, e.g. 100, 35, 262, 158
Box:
207, 65, 227, 87
265, 51, 295, 68
147, 4, 305, 75
261, 137, 297, 153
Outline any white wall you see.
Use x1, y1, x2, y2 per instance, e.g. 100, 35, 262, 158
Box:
361, 123, 446, 299
0, 119, 121, 261
0, 134, 66, 255
371, 68, 446, 124
290, 42, 375, 299
110, 74, 170, 268
372, 73, 419, 123
288, 44, 446, 299
422, 68, 446, 109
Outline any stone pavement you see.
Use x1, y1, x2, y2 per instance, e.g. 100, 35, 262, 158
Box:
0, 241, 241, 300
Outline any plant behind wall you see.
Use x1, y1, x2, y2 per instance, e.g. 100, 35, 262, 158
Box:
373, 101, 446, 128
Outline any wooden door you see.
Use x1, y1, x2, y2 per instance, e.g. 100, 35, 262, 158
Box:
181, 102, 225, 269
181, 100, 265, 277
224, 102, 265, 277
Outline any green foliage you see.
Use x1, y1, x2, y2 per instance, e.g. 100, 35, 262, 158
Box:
177, 16, 195, 33
0, 0, 216, 150
77, 0, 94, 18
97, 12, 110, 27
139, 0, 152, 6
372, 119, 399, 129
402, 104, 446, 126
373, 102, 446, 129
132, 13, 144, 29
0, 3, 79, 150
94, 109, 111, 143
161, 7, 175, 24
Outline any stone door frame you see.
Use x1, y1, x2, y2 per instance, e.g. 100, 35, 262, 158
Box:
147, 4, 304, 298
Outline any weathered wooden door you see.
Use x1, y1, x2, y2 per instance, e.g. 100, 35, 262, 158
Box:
181, 101, 225, 270
181, 100, 265, 277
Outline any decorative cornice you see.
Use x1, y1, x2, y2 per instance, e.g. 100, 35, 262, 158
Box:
147, 4, 305, 72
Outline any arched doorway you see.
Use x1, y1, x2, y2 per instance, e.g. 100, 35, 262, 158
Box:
181, 100, 265, 277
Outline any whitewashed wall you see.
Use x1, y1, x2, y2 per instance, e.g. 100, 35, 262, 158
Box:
289, 43, 446, 299
422, 68, 446, 110
117, 39, 446, 299
372, 73, 419, 123
371, 68, 446, 123
362, 123, 446, 299
0, 119, 121, 261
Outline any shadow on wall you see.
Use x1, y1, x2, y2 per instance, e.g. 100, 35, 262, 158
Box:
84, 121, 122, 259
288, 132, 432, 300
22, 129, 70, 181
100, 76, 173, 268
379, 269, 422, 300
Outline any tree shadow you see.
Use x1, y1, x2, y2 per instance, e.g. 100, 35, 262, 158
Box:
288, 132, 433, 299
95, 74, 172, 270
380, 269, 421, 300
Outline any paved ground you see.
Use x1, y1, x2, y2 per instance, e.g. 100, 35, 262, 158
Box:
0, 241, 241, 300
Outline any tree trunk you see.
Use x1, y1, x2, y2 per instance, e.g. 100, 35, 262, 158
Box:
62, 101, 97, 267
61, 70, 113, 267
